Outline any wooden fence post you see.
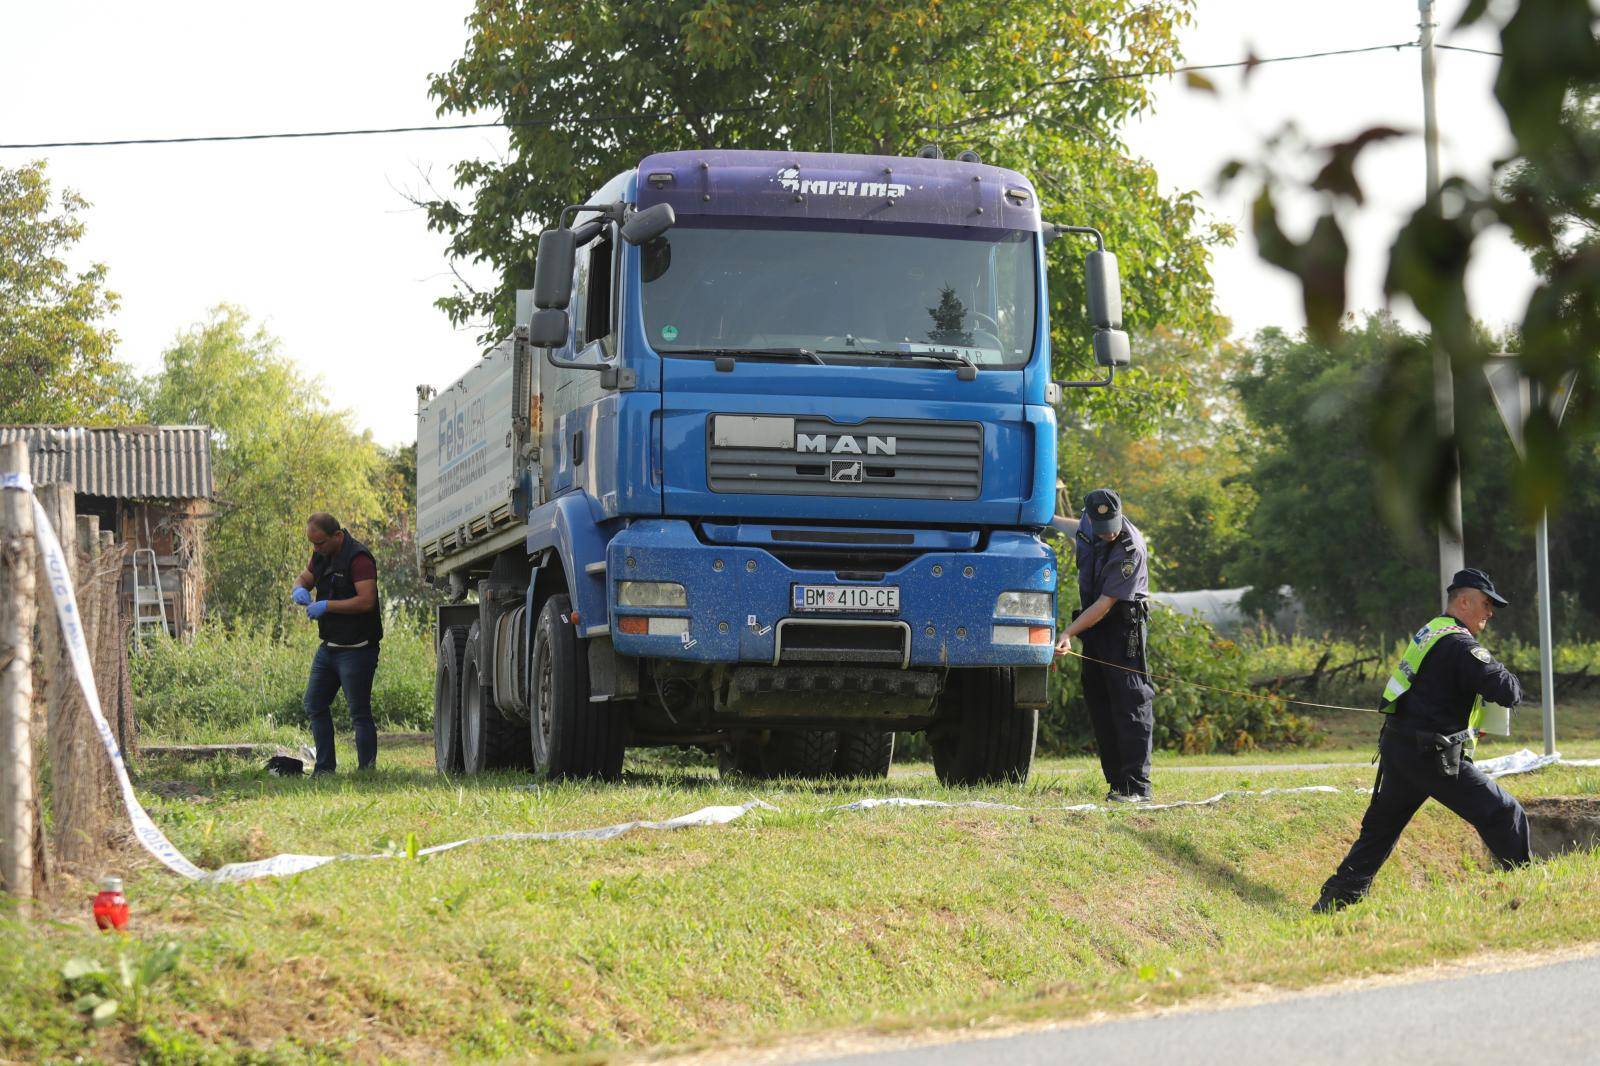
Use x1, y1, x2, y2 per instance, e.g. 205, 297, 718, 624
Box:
77, 518, 118, 816
37, 484, 108, 869
97, 531, 136, 759
0, 441, 37, 900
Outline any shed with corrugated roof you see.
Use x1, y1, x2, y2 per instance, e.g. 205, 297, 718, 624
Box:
0, 425, 214, 637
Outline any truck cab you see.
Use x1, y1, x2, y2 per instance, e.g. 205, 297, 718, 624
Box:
417, 148, 1127, 784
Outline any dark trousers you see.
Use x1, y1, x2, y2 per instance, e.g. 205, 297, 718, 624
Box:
1322, 727, 1531, 901
1080, 624, 1155, 797
303, 642, 380, 774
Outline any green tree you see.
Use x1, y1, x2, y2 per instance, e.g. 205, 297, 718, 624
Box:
1230, 313, 1600, 640
426, 0, 1228, 406
1230, 316, 1435, 636
141, 306, 385, 624
372, 442, 444, 626
1057, 328, 1257, 591
1230, 0, 1600, 526
0, 161, 131, 423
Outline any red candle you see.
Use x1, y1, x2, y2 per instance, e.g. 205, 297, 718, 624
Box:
91, 876, 129, 932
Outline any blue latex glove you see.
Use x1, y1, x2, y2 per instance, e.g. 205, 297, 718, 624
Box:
291, 586, 312, 606
305, 600, 330, 621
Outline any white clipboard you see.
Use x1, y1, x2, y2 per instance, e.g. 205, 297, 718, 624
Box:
1481, 702, 1512, 736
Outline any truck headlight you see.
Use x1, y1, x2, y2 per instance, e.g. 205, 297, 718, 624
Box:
616, 580, 688, 608
994, 591, 1052, 618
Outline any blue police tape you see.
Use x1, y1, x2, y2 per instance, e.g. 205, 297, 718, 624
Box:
22, 483, 1597, 884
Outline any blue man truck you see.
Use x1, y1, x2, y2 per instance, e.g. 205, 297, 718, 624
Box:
416, 147, 1128, 784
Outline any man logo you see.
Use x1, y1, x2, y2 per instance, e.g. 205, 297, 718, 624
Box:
797, 433, 896, 456
830, 460, 864, 483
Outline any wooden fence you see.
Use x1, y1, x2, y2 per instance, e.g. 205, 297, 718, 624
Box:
1, 441, 136, 903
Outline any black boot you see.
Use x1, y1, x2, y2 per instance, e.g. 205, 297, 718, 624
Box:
1310, 888, 1359, 915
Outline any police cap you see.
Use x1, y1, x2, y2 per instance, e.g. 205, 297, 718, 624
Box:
1084, 488, 1123, 536
1447, 567, 1509, 607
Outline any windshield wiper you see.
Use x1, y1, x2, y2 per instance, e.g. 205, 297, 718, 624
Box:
816, 347, 979, 380
667, 346, 826, 365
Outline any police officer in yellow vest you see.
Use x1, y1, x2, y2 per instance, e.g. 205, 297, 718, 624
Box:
1313, 568, 1530, 913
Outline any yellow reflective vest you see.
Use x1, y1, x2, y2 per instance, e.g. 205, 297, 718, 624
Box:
1380, 616, 1485, 752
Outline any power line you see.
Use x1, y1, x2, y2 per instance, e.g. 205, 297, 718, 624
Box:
1031, 40, 1418, 90
0, 104, 772, 151
0, 36, 1503, 152
1435, 43, 1503, 57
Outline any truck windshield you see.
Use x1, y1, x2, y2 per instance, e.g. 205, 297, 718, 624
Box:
641, 222, 1036, 368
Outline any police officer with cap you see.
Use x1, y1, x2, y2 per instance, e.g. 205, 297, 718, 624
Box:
1055, 488, 1155, 802
1313, 568, 1530, 913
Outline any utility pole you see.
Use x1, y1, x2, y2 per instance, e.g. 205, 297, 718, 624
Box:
1419, 0, 1465, 609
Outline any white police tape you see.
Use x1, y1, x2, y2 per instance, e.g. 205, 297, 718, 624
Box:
23, 488, 775, 883
824, 749, 1600, 818
828, 785, 1350, 815
19, 480, 1597, 885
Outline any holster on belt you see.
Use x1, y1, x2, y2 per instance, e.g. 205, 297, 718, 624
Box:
1414, 728, 1471, 778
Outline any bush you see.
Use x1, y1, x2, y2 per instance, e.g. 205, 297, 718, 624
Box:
132, 620, 435, 742
1044, 605, 1319, 754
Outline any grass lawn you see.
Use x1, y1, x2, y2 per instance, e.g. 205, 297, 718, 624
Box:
4, 732, 1600, 1063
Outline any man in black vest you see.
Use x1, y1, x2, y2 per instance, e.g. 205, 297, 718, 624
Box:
291, 512, 383, 774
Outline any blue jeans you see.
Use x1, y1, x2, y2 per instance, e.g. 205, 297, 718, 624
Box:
303, 643, 380, 773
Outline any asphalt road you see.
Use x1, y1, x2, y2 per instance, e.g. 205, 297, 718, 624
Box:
807, 952, 1600, 1066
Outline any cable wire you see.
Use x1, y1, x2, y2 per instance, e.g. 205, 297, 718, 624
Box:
1030, 40, 1417, 90
0, 37, 1502, 151
0, 103, 772, 151
1435, 43, 1503, 57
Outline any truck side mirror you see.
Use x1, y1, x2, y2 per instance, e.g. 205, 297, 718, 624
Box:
1085, 250, 1121, 331
1093, 328, 1131, 368
528, 308, 570, 348
533, 228, 577, 310
621, 203, 675, 246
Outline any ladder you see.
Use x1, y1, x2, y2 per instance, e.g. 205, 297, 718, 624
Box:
132, 548, 170, 641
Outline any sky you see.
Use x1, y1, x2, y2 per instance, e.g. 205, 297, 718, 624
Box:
0, 1, 1531, 445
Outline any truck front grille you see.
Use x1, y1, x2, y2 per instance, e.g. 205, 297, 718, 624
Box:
707, 417, 983, 500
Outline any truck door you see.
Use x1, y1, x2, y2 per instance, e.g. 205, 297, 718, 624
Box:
540, 226, 617, 500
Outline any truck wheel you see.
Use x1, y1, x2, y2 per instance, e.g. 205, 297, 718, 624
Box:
930, 668, 1037, 786
760, 730, 839, 778
461, 623, 528, 773
833, 731, 894, 778
716, 736, 763, 778
530, 594, 624, 780
433, 625, 469, 774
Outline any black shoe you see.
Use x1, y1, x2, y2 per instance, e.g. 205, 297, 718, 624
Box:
1311, 890, 1357, 915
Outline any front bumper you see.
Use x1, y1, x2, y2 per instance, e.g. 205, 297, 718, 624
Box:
605, 520, 1056, 667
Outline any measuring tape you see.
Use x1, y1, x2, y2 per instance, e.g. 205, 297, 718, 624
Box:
1057, 646, 1383, 715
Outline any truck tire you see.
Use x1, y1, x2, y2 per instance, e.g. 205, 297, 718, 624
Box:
530, 594, 624, 780
433, 625, 469, 774
833, 730, 894, 778
716, 736, 764, 779
930, 668, 1037, 786
461, 623, 528, 773
759, 730, 839, 778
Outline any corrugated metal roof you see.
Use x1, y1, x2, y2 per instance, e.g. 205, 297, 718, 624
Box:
0, 425, 213, 500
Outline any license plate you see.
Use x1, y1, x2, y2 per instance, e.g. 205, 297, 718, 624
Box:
792, 585, 900, 613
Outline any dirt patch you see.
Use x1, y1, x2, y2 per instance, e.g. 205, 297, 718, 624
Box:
142, 779, 212, 801
1522, 796, 1600, 820
1523, 795, 1600, 859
